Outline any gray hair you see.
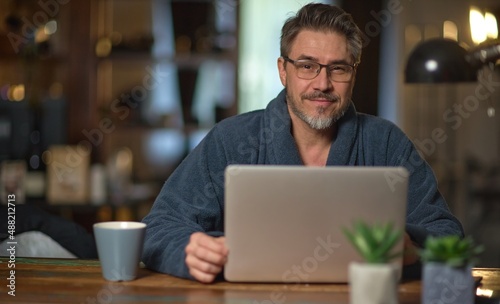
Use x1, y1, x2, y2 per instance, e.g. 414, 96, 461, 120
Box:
280, 3, 363, 64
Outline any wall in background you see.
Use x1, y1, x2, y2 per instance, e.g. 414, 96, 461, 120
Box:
380, 0, 500, 266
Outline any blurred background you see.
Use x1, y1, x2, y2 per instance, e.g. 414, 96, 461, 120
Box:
0, 0, 498, 266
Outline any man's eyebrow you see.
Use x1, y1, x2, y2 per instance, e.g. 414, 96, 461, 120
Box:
296, 55, 318, 61
295, 55, 352, 65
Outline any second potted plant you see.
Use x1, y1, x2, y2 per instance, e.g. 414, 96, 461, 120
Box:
420, 235, 484, 304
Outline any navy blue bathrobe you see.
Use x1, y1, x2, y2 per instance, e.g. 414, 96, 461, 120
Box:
141, 89, 464, 279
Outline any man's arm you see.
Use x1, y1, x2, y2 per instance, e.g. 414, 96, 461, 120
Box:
141, 128, 227, 279
381, 125, 464, 279
387, 126, 464, 246
403, 148, 464, 245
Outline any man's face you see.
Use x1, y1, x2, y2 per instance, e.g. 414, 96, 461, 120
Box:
278, 30, 356, 130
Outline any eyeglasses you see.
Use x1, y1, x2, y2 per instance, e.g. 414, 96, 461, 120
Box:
283, 56, 358, 82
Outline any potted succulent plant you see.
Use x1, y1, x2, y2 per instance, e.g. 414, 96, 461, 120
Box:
420, 235, 484, 304
343, 221, 403, 304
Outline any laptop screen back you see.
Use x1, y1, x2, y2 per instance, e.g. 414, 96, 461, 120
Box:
224, 165, 409, 283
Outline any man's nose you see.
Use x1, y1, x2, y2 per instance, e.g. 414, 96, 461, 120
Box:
311, 67, 333, 91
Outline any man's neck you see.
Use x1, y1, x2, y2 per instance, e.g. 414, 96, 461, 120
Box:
290, 115, 337, 167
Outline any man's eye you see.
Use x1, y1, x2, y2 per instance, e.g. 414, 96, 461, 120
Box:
331, 65, 348, 73
298, 62, 316, 70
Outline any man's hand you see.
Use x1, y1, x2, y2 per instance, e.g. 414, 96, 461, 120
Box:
403, 232, 419, 265
185, 232, 228, 283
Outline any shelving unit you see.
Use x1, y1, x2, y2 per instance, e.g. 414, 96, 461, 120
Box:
92, 0, 239, 184
0, 0, 239, 225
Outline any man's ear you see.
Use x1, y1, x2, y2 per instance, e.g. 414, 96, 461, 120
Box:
277, 57, 287, 86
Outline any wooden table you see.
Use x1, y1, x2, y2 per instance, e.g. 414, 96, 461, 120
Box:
1, 258, 499, 304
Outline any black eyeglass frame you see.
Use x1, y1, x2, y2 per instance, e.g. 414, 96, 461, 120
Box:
282, 56, 358, 82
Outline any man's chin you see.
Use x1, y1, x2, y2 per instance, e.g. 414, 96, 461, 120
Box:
304, 116, 335, 130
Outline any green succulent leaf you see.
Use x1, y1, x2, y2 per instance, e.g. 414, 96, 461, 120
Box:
343, 220, 403, 264
419, 235, 484, 268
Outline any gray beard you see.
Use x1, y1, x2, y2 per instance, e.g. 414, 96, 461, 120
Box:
287, 94, 348, 130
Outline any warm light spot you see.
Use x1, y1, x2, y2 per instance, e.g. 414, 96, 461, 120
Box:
485, 12, 498, 39
95, 37, 112, 57
35, 27, 50, 43
476, 287, 494, 297
116, 147, 133, 174
44, 20, 58, 35
487, 107, 495, 118
443, 21, 458, 41
9, 84, 25, 102
469, 7, 498, 44
470, 7, 487, 44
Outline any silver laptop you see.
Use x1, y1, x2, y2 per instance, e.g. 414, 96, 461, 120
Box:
224, 165, 409, 283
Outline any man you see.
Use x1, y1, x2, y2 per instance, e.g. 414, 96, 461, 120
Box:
141, 3, 463, 283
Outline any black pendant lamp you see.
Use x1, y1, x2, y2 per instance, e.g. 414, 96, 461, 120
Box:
405, 38, 478, 83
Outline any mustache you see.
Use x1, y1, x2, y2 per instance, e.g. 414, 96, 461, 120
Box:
301, 91, 340, 102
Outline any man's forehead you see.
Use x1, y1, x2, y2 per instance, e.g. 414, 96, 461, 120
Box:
289, 30, 350, 61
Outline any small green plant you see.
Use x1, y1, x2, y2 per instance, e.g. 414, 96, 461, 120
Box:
419, 235, 484, 268
343, 221, 403, 264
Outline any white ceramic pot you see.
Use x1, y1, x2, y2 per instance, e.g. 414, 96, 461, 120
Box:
348, 262, 399, 304
422, 262, 475, 304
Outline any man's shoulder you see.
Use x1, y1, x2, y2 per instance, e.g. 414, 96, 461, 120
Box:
213, 109, 265, 135
357, 112, 395, 126
355, 112, 409, 143
356, 112, 402, 133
